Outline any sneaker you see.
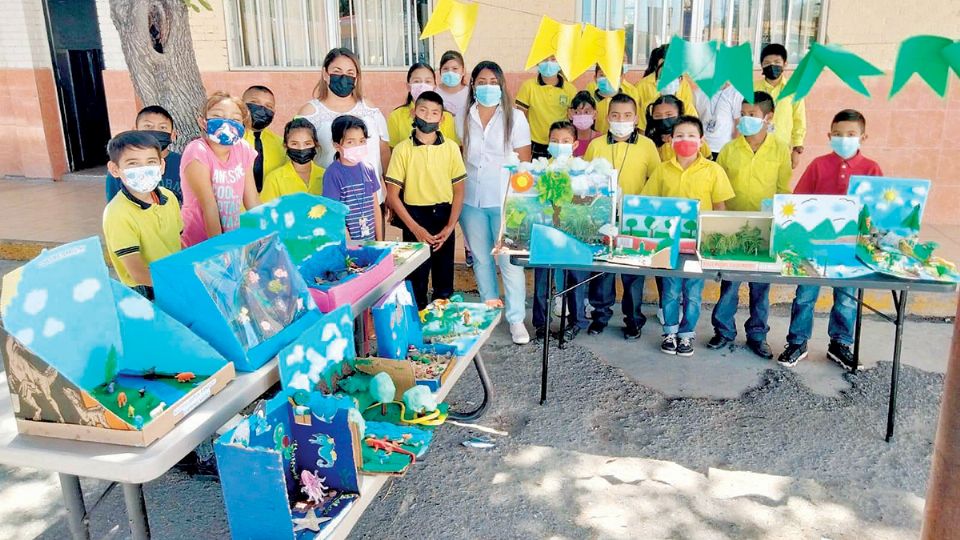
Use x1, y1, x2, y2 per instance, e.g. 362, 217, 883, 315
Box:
534, 326, 546, 341
623, 324, 642, 340
510, 323, 530, 345
746, 339, 773, 360
561, 324, 581, 342
587, 321, 606, 335
827, 340, 857, 371
778, 342, 808, 367
677, 337, 694, 356
465, 250, 474, 268
706, 334, 732, 350
584, 302, 594, 317
661, 334, 678, 355
552, 296, 566, 318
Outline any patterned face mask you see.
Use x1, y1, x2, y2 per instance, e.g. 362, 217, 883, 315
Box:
206, 117, 245, 146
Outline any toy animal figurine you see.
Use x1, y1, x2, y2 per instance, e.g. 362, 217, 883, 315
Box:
462, 310, 471, 325
300, 470, 329, 505
175, 372, 196, 383
138, 387, 146, 398
117, 392, 128, 407
484, 299, 504, 309
106, 381, 116, 394
402, 386, 439, 414
365, 436, 417, 464
127, 405, 135, 418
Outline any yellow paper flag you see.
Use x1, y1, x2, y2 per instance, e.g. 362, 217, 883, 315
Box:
578, 25, 625, 89
420, 0, 479, 53
555, 22, 588, 79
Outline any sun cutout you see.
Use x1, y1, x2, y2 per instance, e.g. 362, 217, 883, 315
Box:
308, 205, 327, 219
510, 171, 534, 193
780, 202, 796, 218
881, 188, 898, 203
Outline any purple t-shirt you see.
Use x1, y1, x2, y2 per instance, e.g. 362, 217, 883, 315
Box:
322, 160, 379, 241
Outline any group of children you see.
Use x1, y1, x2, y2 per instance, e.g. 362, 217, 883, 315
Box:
102, 42, 881, 371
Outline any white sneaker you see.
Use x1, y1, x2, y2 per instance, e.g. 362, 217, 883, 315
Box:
552, 296, 567, 317
509, 322, 530, 345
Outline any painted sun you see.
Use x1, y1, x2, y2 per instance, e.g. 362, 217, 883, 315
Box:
780, 202, 796, 218
881, 188, 898, 203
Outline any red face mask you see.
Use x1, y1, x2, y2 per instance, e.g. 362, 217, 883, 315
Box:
672, 139, 699, 158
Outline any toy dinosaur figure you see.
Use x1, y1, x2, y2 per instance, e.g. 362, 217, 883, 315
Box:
175, 372, 196, 383
365, 436, 416, 464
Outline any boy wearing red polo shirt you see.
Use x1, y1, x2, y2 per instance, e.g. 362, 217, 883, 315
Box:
778, 109, 883, 371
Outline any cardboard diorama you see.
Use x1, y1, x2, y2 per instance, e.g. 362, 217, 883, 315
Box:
497, 157, 616, 260
771, 194, 867, 278
596, 195, 699, 269
0, 238, 235, 446
697, 212, 779, 272
152, 228, 322, 372
849, 177, 959, 281
371, 281, 423, 360
239, 193, 396, 313
361, 241, 428, 267
277, 306, 446, 476
215, 395, 361, 539
419, 297, 502, 356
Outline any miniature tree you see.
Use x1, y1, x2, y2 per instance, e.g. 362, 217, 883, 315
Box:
535, 171, 574, 228
369, 372, 396, 416
624, 217, 639, 235
644, 216, 657, 237
104, 346, 119, 384
858, 204, 872, 235
902, 204, 922, 232
682, 219, 697, 238
735, 224, 765, 256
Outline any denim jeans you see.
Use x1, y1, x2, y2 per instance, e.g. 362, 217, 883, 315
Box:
531, 268, 587, 328
662, 278, 704, 338
711, 280, 771, 341
587, 273, 646, 328
459, 204, 527, 324
786, 285, 857, 346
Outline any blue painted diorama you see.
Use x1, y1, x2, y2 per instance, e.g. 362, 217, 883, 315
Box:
0, 237, 235, 446
848, 176, 959, 281
596, 195, 699, 269
771, 194, 866, 278
215, 394, 361, 539
528, 224, 595, 266
418, 299, 502, 356
370, 281, 423, 360
152, 228, 321, 372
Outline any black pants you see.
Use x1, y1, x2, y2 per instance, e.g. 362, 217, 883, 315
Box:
402, 203, 455, 309
531, 141, 550, 160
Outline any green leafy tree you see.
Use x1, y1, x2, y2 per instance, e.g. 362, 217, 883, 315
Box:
682, 219, 697, 239
902, 204, 922, 231
536, 171, 574, 227
625, 217, 639, 235
104, 345, 119, 383
643, 216, 656, 237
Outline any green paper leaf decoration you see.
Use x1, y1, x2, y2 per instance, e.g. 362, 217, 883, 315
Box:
889, 35, 960, 98
658, 36, 755, 101
779, 43, 884, 102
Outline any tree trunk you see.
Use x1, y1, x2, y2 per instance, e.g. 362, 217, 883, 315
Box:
109, 0, 207, 150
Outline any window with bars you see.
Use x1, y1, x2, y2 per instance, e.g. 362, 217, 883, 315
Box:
580, 0, 826, 67
224, 0, 431, 69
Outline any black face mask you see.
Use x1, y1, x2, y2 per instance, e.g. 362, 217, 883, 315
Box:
762, 64, 783, 80
413, 116, 440, 134
328, 74, 356, 98
645, 117, 678, 147
286, 147, 317, 165
141, 130, 172, 151
246, 103, 275, 130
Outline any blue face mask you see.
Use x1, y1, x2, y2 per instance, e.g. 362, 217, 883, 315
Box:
474, 84, 502, 107
830, 136, 861, 159
597, 76, 617, 96
538, 60, 561, 78
737, 116, 765, 137
440, 71, 462, 87
548, 142, 574, 159
206, 117, 245, 146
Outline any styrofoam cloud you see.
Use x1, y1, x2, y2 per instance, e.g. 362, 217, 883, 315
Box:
285, 344, 306, 367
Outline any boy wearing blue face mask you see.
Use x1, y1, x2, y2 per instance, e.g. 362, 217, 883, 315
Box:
516, 55, 577, 159
105, 106, 182, 204
778, 109, 883, 371
709, 91, 792, 359
103, 131, 183, 300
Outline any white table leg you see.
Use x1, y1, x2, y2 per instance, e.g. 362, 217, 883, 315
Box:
58, 473, 90, 540
122, 482, 150, 540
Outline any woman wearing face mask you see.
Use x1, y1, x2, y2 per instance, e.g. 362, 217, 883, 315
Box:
180, 91, 261, 247
436, 50, 470, 117
297, 48, 390, 186
386, 62, 460, 148
516, 55, 577, 159
645, 95, 711, 161
458, 61, 533, 345
634, 44, 699, 130
260, 118, 327, 203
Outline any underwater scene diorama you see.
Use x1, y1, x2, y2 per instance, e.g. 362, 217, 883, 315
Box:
0, 237, 234, 445
596, 195, 699, 269
697, 211, 779, 272
298, 244, 394, 313
771, 194, 868, 278
239, 193, 350, 265
498, 156, 616, 256
418, 296, 502, 355
361, 241, 428, 267
848, 176, 959, 282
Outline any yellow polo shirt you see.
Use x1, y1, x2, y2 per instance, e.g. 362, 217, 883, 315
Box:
385, 132, 466, 206
243, 128, 286, 181
755, 77, 806, 148
516, 76, 578, 145
716, 135, 793, 211
641, 156, 735, 211
634, 74, 699, 130
386, 104, 460, 148
584, 81, 640, 135
260, 161, 327, 203
103, 186, 183, 286
658, 140, 712, 162
584, 130, 661, 195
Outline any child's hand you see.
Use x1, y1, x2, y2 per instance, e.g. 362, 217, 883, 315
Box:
412, 224, 436, 246
433, 226, 454, 251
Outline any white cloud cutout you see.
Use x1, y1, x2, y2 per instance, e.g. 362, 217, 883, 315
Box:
118, 295, 155, 320
15, 328, 34, 345
288, 371, 312, 391
42, 318, 64, 338
23, 290, 47, 315
284, 211, 295, 228
325, 338, 349, 362
285, 345, 305, 367
72, 279, 101, 303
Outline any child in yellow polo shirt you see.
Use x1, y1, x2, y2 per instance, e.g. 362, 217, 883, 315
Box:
242, 85, 286, 193
584, 93, 660, 340
709, 91, 792, 359
385, 91, 466, 309
634, 44, 699, 130
260, 118, 327, 202
386, 62, 459, 147
645, 95, 712, 161
103, 131, 183, 300
642, 116, 734, 356
516, 55, 578, 159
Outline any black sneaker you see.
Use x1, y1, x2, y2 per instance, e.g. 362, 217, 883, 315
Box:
706, 334, 732, 350
661, 334, 678, 355
534, 326, 547, 341
587, 321, 606, 335
623, 324, 642, 340
561, 324, 581, 342
827, 340, 857, 372
677, 337, 694, 356
746, 339, 774, 360
778, 342, 808, 367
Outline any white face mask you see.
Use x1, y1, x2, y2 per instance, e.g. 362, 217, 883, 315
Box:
609, 121, 635, 139
122, 165, 162, 193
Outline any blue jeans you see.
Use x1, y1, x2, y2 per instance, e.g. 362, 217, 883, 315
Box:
532, 269, 589, 328
662, 278, 704, 338
711, 280, 771, 341
787, 285, 857, 346
460, 204, 526, 324
587, 273, 646, 328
